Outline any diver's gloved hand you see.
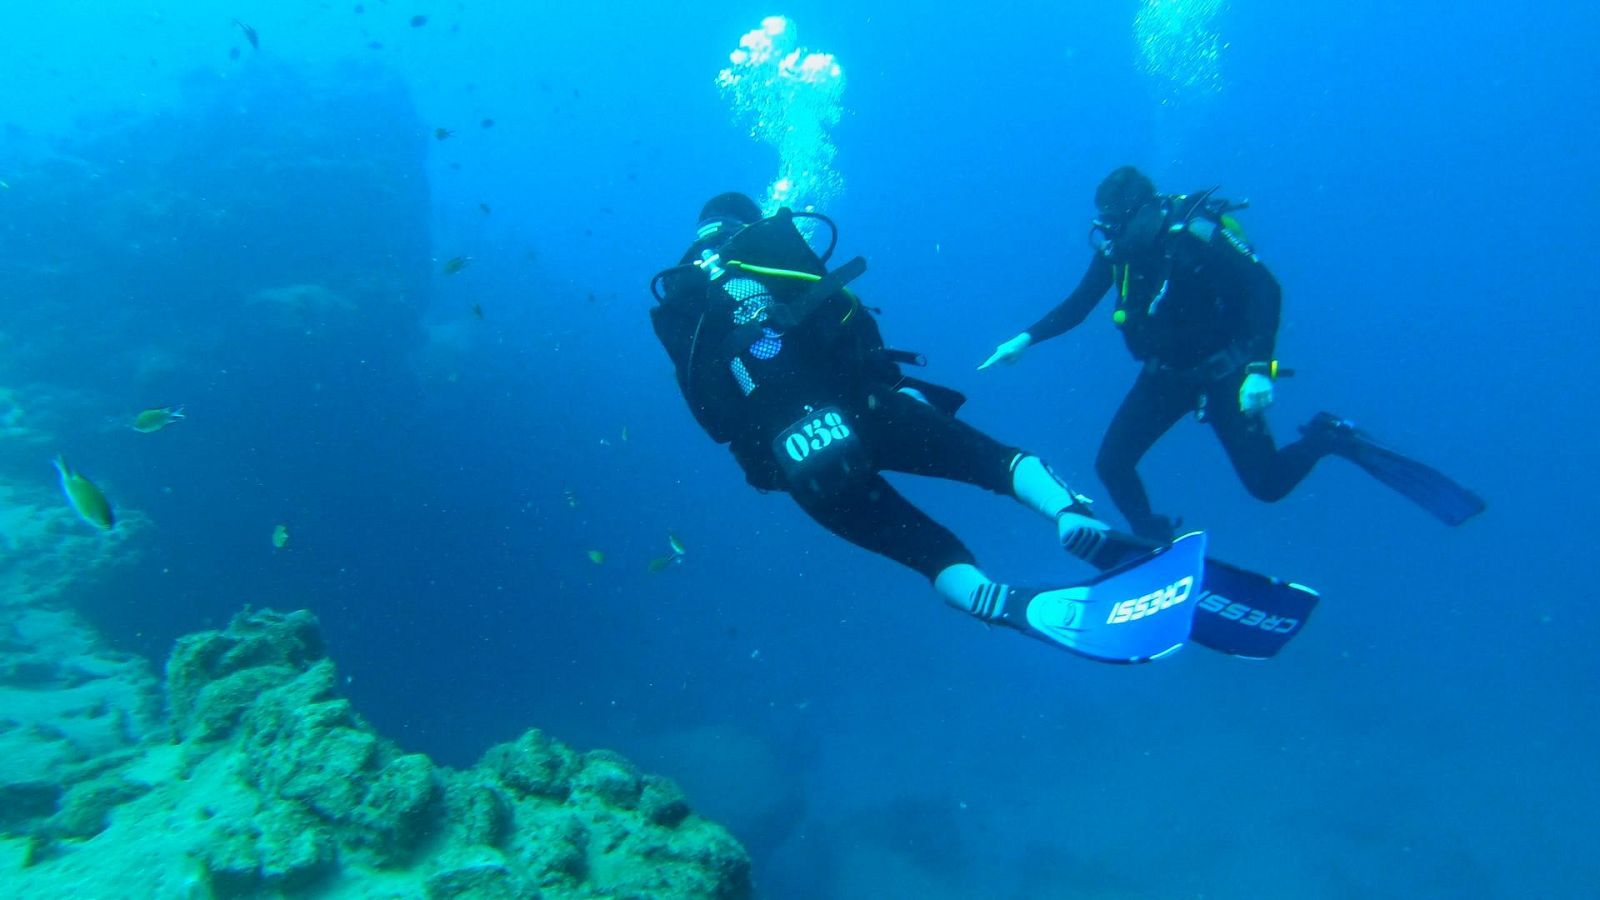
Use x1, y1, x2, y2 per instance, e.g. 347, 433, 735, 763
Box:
1239, 370, 1275, 415
979, 332, 1032, 370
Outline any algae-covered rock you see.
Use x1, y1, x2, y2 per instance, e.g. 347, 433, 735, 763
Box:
49, 777, 151, 839
233, 657, 443, 865
513, 808, 590, 888
424, 858, 531, 900
199, 807, 335, 896
240, 674, 375, 821
166, 608, 324, 741
3, 607, 751, 899
572, 748, 644, 811
175, 664, 300, 742
638, 773, 692, 828
350, 752, 440, 866
482, 728, 580, 801
445, 779, 512, 848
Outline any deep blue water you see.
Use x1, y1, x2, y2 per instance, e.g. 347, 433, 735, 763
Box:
4, 2, 1597, 896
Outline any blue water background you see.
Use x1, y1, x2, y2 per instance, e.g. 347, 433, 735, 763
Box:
3, 1, 1596, 895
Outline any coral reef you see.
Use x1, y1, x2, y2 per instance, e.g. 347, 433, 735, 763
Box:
0, 608, 751, 898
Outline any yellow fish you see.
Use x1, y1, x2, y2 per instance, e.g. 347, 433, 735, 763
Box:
272, 524, 290, 549
647, 532, 686, 572
54, 455, 114, 531
132, 405, 185, 433
586, 549, 605, 564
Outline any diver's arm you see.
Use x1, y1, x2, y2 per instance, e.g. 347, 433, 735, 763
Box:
1025, 253, 1114, 345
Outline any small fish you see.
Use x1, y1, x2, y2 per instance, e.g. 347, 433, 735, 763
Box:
563, 488, 578, 509
471, 303, 484, 320
410, 14, 428, 26
434, 127, 454, 141
441, 256, 470, 274
233, 19, 259, 49
587, 550, 605, 565
621, 425, 629, 442
54, 455, 114, 531
367, 40, 384, 50
132, 405, 185, 433
272, 524, 290, 549
480, 118, 495, 129
647, 532, 686, 572
478, 202, 491, 215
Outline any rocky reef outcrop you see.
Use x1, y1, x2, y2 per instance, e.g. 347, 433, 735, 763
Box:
0, 608, 751, 898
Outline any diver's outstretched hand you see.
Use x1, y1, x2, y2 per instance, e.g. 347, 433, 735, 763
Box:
979, 332, 1033, 370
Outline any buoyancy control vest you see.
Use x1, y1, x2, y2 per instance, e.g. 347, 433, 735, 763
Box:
1096, 188, 1256, 366
650, 209, 887, 436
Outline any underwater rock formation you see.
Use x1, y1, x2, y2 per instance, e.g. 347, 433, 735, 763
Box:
0, 608, 752, 898
0, 604, 162, 841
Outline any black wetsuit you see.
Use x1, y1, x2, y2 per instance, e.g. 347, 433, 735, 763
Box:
651, 212, 1020, 579
1026, 207, 1327, 540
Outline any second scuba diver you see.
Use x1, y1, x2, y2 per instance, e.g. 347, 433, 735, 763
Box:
980, 166, 1484, 540
649, 192, 1209, 665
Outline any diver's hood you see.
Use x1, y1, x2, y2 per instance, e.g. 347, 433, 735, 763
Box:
1109, 201, 1165, 261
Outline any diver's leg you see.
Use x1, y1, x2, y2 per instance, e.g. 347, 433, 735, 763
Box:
788, 471, 976, 582
1295, 412, 1487, 525
786, 470, 1202, 664
1207, 385, 1324, 503
1095, 371, 1192, 541
862, 388, 1108, 558
860, 387, 1015, 491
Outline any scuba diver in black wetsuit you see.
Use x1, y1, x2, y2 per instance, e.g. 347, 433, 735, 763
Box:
980, 166, 1484, 540
648, 192, 1210, 665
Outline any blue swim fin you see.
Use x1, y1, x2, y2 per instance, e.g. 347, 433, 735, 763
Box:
1088, 532, 1318, 659
998, 531, 1206, 664
1302, 412, 1486, 526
